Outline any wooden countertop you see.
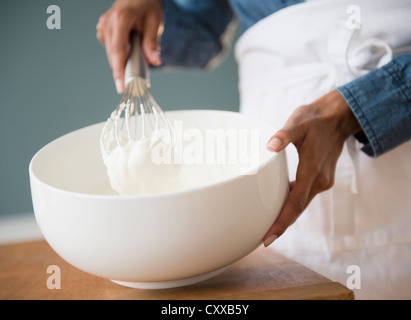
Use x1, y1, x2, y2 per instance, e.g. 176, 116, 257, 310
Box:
0, 240, 354, 300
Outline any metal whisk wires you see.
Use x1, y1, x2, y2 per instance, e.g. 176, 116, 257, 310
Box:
100, 33, 174, 158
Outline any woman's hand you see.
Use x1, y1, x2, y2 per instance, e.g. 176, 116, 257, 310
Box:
96, 0, 164, 93
263, 90, 362, 247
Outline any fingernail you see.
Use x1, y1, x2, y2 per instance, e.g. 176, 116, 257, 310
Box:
115, 79, 124, 94
267, 138, 282, 151
152, 49, 161, 65
264, 234, 278, 247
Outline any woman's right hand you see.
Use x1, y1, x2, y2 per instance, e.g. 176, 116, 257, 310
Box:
96, 0, 164, 93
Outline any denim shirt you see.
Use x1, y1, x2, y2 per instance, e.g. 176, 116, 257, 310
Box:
160, 0, 411, 157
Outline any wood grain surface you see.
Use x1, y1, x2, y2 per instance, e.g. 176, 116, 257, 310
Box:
0, 240, 354, 300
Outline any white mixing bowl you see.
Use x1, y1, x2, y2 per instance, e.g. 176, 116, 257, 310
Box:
29, 110, 288, 289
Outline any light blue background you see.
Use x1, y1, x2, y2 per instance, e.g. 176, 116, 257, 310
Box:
0, 0, 239, 217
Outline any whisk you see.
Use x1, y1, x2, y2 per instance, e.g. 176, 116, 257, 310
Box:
100, 32, 174, 158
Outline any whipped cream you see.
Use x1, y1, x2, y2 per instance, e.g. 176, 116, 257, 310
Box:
101, 122, 257, 195
102, 135, 181, 195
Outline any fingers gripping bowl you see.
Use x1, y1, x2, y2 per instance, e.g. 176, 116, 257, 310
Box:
29, 110, 288, 289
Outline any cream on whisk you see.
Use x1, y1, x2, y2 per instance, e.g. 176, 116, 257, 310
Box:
102, 134, 181, 195
100, 31, 182, 195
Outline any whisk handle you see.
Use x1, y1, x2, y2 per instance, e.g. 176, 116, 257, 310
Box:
125, 32, 149, 86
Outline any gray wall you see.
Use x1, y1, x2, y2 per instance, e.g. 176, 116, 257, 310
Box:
0, 0, 239, 217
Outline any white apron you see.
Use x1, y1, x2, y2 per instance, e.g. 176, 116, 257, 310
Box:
235, 0, 411, 299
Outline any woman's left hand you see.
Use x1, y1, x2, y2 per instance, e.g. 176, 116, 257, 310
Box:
263, 90, 362, 247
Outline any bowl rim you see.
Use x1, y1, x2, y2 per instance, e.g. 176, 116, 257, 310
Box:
29, 109, 283, 200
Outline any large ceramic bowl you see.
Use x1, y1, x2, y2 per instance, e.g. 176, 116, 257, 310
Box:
29, 110, 288, 289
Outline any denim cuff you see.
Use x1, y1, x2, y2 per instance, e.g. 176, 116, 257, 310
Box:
338, 54, 411, 158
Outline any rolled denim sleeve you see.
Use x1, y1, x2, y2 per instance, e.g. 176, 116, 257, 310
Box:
338, 54, 411, 157
160, 0, 235, 69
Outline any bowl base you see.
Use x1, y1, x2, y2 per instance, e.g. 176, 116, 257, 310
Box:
111, 266, 230, 289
